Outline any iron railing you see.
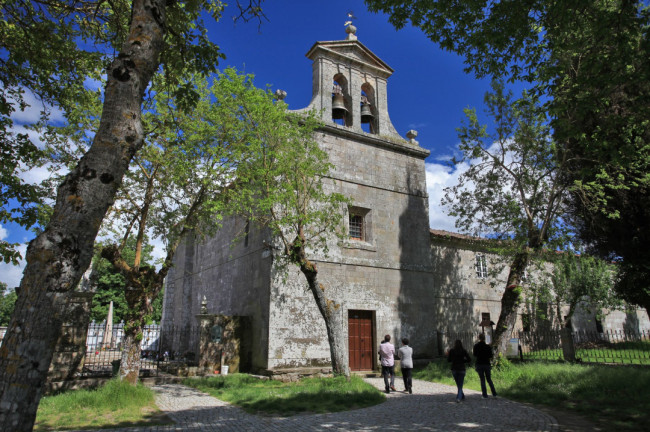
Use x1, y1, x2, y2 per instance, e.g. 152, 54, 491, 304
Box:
440, 329, 650, 365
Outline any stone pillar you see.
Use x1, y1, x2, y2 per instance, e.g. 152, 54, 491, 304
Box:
47, 291, 94, 383
196, 312, 251, 374
560, 327, 576, 362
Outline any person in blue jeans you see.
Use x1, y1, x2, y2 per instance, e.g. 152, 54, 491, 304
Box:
447, 339, 471, 402
473, 333, 498, 398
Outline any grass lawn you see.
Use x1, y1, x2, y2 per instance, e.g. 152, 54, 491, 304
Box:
183, 373, 385, 416
34, 379, 172, 431
414, 358, 650, 431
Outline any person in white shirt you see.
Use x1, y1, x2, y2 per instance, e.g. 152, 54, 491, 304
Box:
378, 334, 396, 393
398, 338, 414, 394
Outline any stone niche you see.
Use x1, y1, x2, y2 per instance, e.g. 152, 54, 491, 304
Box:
196, 313, 252, 374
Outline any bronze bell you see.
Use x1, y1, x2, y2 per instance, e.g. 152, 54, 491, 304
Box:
332, 93, 348, 119
360, 102, 374, 123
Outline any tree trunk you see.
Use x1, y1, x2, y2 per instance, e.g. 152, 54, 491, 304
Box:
298, 261, 350, 378
493, 251, 529, 356
119, 321, 144, 385
0, 2, 166, 429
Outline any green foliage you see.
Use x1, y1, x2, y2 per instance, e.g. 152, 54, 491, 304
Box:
415, 358, 650, 430
548, 252, 618, 324
34, 379, 167, 431
0, 282, 17, 326
184, 374, 384, 415
0, 0, 237, 263
366, 0, 650, 311
443, 80, 569, 251
226, 96, 349, 265
89, 238, 159, 324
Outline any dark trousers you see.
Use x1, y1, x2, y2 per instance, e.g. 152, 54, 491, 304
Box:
476, 364, 497, 397
381, 365, 395, 390
401, 367, 412, 391
451, 370, 466, 400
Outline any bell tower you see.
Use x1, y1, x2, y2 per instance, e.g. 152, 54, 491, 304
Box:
302, 24, 403, 139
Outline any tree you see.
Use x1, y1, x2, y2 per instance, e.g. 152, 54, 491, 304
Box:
0, 1, 265, 429
365, 0, 650, 316
546, 252, 617, 328
0, 283, 18, 327
99, 70, 279, 383
442, 81, 570, 354
89, 239, 157, 325
229, 108, 351, 377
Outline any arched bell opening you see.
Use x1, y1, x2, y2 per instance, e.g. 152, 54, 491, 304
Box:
360, 83, 377, 134
332, 74, 352, 127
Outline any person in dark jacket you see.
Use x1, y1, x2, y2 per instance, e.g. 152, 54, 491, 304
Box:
473, 333, 498, 398
447, 339, 471, 402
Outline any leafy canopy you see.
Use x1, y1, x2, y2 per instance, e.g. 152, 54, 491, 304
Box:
0, 0, 231, 263
443, 81, 569, 251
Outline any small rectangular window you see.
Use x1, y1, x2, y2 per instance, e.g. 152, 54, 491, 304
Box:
475, 254, 488, 278
349, 214, 364, 240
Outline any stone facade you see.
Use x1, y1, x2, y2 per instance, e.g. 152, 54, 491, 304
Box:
161, 30, 650, 376
429, 229, 650, 338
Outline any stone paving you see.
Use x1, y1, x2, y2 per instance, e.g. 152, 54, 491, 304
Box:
68, 377, 559, 432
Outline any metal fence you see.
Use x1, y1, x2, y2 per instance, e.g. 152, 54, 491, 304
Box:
441, 329, 650, 365
80, 323, 200, 377
518, 329, 650, 365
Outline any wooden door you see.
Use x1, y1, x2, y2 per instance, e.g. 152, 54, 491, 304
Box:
348, 310, 373, 371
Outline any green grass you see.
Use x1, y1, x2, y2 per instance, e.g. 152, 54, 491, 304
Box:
414, 358, 650, 431
183, 373, 385, 416
34, 379, 171, 431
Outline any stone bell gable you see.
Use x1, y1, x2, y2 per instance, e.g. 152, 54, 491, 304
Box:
299, 26, 402, 140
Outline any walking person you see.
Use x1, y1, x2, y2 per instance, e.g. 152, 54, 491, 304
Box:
473, 333, 498, 398
398, 338, 413, 394
447, 339, 471, 402
378, 334, 397, 393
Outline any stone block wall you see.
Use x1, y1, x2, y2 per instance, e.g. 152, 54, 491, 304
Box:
196, 314, 252, 373
161, 218, 273, 371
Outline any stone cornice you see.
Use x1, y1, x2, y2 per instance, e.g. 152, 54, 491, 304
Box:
318, 123, 430, 159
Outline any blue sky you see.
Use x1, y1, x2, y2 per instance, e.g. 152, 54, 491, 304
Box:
1, 1, 515, 287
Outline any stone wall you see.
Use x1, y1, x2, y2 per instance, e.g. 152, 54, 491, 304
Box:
265, 124, 435, 371
429, 231, 650, 336
161, 218, 273, 371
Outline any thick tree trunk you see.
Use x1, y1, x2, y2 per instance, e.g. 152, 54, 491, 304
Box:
298, 260, 350, 378
493, 251, 529, 356
119, 323, 144, 385
117, 283, 157, 384
0, 2, 166, 430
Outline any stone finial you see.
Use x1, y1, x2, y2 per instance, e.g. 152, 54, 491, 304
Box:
274, 89, 287, 101
406, 129, 419, 144
200, 296, 208, 314
345, 24, 357, 41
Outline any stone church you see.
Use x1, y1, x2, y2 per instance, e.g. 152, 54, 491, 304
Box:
161, 28, 650, 376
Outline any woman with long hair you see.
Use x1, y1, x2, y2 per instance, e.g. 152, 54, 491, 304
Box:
447, 339, 471, 402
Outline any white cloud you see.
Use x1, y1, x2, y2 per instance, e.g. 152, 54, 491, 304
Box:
9, 88, 65, 125
147, 233, 167, 270
425, 160, 470, 232
0, 243, 27, 289
0, 224, 7, 240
